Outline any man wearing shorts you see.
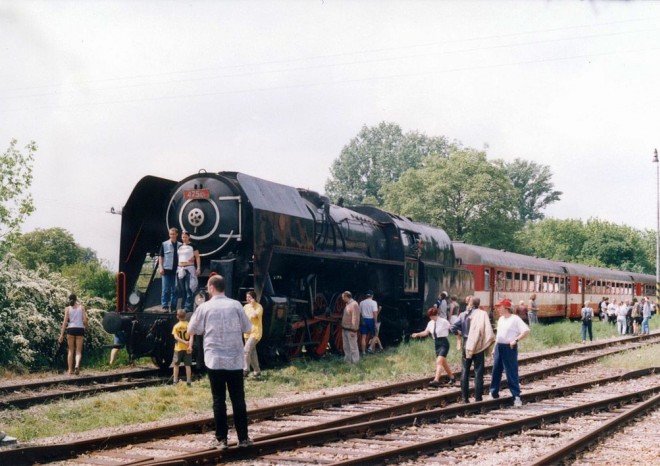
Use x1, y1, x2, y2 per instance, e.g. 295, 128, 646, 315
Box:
359, 291, 378, 355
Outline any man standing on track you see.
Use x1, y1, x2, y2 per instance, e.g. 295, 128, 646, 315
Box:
489, 298, 530, 408
452, 296, 494, 403
187, 275, 253, 449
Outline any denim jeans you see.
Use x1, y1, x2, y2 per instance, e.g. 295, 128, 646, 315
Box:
207, 368, 249, 442
581, 320, 593, 341
161, 273, 177, 309
489, 343, 521, 398
179, 269, 194, 311
642, 316, 650, 335
461, 341, 485, 402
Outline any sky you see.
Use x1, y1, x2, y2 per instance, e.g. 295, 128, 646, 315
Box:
2, 1, 660, 268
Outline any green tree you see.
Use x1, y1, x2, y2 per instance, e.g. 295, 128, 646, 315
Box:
500, 158, 562, 222
382, 148, 520, 249
514, 218, 654, 274
14, 227, 116, 306
325, 122, 453, 206
582, 219, 651, 271
0, 139, 37, 250
514, 218, 588, 261
14, 228, 88, 271
61, 261, 116, 303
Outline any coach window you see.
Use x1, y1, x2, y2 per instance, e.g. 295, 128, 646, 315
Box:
514, 272, 521, 291
560, 277, 566, 293
521, 273, 528, 292
496, 271, 505, 291
506, 271, 513, 291
533, 274, 540, 292
484, 268, 490, 291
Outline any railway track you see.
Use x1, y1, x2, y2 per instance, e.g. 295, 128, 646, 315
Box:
72, 367, 660, 466
4, 333, 658, 466
0, 368, 165, 409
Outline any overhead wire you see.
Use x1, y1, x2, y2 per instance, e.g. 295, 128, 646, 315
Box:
1, 15, 659, 97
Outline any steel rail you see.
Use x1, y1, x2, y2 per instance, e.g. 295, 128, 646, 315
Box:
141, 368, 660, 466
532, 391, 660, 465
0, 379, 168, 409
326, 380, 660, 466
0, 368, 161, 395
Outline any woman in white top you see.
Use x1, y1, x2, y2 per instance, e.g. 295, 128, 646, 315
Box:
59, 293, 88, 375
616, 301, 629, 336
177, 231, 201, 312
412, 307, 456, 388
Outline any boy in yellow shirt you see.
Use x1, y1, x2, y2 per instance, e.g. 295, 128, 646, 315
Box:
172, 309, 192, 386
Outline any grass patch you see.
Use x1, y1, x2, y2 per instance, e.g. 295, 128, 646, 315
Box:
599, 345, 660, 371
3, 317, 660, 441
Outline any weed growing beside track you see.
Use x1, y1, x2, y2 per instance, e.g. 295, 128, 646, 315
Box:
1, 318, 658, 442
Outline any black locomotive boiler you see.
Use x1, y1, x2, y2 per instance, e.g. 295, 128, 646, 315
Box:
103, 171, 472, 368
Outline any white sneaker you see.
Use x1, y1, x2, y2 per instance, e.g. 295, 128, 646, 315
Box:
513, 397, 523, 408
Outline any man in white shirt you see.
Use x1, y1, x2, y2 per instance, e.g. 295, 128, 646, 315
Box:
187, 275, 253, 449
489, 298, 530, 408
359, 291, 378, 355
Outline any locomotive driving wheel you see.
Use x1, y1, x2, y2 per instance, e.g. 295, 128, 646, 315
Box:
287, 326, 305, 359
328, 292, 345, 354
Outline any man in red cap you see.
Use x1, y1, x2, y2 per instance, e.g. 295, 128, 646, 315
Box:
489, 298, 530, 407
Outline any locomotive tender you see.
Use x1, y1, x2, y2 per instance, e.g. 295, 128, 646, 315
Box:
104, 171, 472, 368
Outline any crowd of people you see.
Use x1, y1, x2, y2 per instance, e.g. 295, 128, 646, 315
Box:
598, 296, 654, 337
413, 295, 530, 406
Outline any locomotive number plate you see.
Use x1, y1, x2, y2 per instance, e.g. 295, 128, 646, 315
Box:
183, 189, 210, 200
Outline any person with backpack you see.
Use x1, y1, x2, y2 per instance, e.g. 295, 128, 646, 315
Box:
581, 301, 594, 343
631, 299, 641, 335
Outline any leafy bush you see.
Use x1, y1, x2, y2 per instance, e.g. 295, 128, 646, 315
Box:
0, 254, 107, 371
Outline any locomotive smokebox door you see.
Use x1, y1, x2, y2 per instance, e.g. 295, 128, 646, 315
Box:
166, 175, 243, 257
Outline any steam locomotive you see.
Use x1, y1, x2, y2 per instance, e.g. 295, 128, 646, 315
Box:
103, 171, 472, 368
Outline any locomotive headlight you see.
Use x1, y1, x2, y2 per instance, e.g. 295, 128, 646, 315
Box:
128, 291, 142, 306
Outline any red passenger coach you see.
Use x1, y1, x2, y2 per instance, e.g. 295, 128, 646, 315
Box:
453, 242, 656, 322
562, 263, 637, 319
453, 243, 567, 320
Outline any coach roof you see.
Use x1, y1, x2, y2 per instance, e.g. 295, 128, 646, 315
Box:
452, 242, 565, 275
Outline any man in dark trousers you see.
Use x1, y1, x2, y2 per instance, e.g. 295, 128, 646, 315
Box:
451, 296, 494, 403
187, 275, 253, 449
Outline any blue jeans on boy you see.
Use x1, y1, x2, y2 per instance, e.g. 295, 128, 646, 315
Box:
489, 343, 521, 399
161, 273, 177, 310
